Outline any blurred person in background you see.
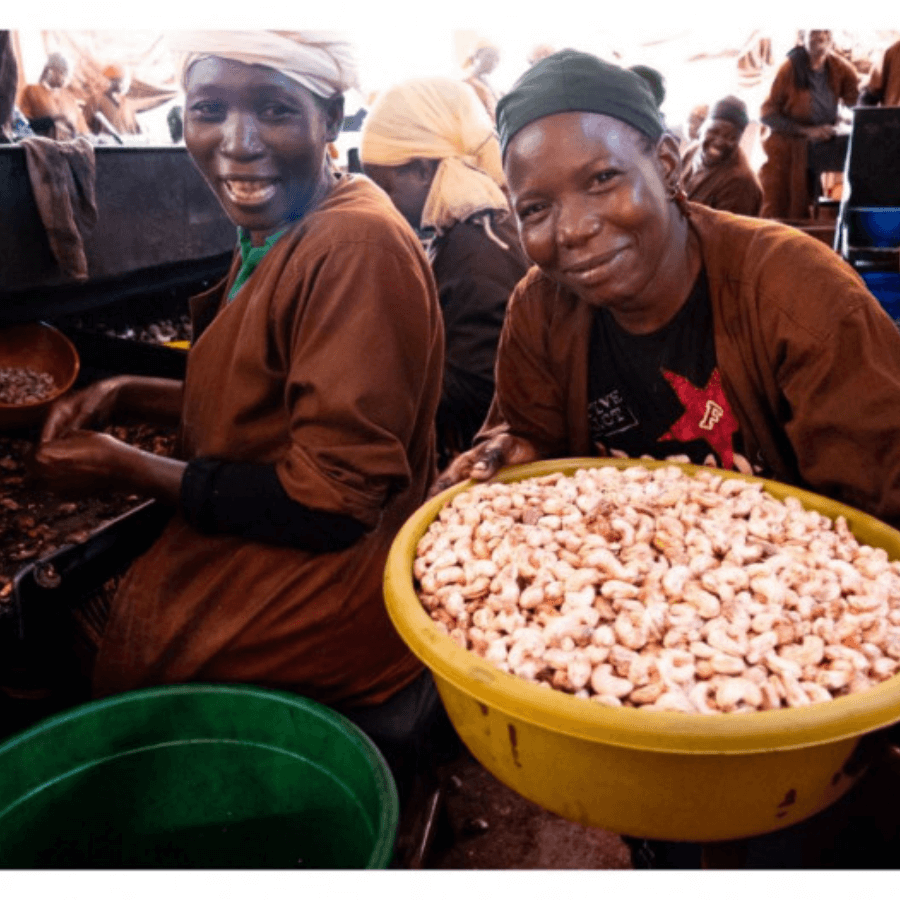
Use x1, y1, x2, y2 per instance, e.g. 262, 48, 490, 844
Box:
0, 30, 18, 142
527, 44, 556, 67
758, 29, 858, 219
17, 51, 88, 140
361, 77, 529, 469
84, 63, 142, 139
680, 95, 763, 216
463, 40, 501, 121
860, 37, 900, 107
685, 103, 709, 142
166, 103, 183, 143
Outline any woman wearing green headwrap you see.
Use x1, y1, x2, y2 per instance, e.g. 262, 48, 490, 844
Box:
433, 48, 900, 529
430, 48, 900, 867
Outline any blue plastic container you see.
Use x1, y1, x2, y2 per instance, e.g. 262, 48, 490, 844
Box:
852, 208, 900, 248
862, 270, 900, 323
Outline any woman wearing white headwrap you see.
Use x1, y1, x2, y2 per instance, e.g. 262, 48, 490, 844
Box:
35, 30, 455, 800
361, 77, 529, 468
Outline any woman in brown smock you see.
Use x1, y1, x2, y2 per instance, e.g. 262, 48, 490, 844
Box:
433, 48, 900, 868
758, 30, 858, 219
34, 30, 451, 796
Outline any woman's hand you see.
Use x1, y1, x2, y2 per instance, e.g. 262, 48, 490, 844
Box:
30, 430, 135, 497
31, 429, 187, 503
40, 377, 125, 443
805, 123, 837, 142
428, 434, 540, 498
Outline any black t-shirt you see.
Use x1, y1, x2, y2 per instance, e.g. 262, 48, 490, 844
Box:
587, 269, 747, 471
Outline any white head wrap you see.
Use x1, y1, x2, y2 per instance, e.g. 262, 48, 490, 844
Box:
168, 30, 359, 98
360, 77, 508, 234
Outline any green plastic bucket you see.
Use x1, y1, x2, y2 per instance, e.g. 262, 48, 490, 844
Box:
0, 684, 398, 868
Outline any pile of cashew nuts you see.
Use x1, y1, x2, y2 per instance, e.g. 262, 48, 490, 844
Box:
413, 465, 900, 714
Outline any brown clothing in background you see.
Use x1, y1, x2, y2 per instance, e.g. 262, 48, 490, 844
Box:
864, 40, 900, 107
83, 91, 141, 136
92, 175, 445, 709
18, 82, 88, 140
758, 53, 858, 219
476, 202, 900, 528
680, 142, 763, 217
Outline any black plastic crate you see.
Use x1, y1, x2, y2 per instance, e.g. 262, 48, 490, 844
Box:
0, 500, 171, 739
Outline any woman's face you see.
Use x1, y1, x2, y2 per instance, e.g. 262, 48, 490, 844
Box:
184, 57, 342, 243
505, 112, 680, 314
804, 30, 833, 63
699, 118, 741, 167
362, 160, 436, 230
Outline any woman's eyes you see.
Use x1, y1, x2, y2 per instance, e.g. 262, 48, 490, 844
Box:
258, 102, 298, 120
589, 169, 620, 188
517, 201, 548, 221
186, 100, 299, 121
188, 100, 225, 120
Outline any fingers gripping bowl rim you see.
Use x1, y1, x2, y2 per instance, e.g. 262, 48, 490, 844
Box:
383, 458, 900, 840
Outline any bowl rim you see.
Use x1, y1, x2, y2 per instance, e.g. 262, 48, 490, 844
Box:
384, 457, 900, 755
0, 682, 399, 868
0, 321, 80, 410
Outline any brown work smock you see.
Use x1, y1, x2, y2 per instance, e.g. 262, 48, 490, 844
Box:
476, 201, 900, 528
92, 174, 445, 709
18, 83, 88, 140
758, 53, 858, 219
681, 143, 763, 217
84, 91, 141, 136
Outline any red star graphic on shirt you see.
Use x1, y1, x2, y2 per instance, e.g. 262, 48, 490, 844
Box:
658, 368, 740, 469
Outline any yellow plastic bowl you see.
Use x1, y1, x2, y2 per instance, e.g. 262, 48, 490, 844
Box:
384, 458, 900, 842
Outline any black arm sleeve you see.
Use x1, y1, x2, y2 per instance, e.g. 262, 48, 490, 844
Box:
180, 457, 368, 552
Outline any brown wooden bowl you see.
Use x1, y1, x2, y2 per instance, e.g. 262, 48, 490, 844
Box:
0, 322, 80, 431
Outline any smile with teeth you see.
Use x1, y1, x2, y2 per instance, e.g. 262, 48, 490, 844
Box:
223, 178, 278, 205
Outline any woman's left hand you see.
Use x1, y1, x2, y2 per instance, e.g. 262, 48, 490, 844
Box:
30, 430, 136, 497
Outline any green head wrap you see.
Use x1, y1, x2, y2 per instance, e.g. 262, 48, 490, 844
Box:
496, 49, 664, 158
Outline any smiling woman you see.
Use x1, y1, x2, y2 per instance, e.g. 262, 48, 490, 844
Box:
32, 29, 452, 803
434, 48, 900, 534
183, 57, 343, 245
428, 48, 900, 868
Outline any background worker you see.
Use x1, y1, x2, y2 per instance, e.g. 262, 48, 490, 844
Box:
685, 103, 709, 143
361, 77, 529, 469
860, 37, 900, 107
431, 47, 900, 866
680, 95, 763, 216
17, 51, 88, 140
758, 29, 858, 219
83, 63, 142, 139
463, 40, 502, 121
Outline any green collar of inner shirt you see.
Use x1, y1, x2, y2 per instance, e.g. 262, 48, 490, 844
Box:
227, 226, 289, 302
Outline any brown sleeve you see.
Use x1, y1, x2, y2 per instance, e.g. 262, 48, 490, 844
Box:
764, 249, 900, 526
273, 237, 443, 528
838, 57, 860, 106
712, 174, 763, 217
476, 278, 572, 458
17, 84, 40, 119
759, 61, 793, 122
